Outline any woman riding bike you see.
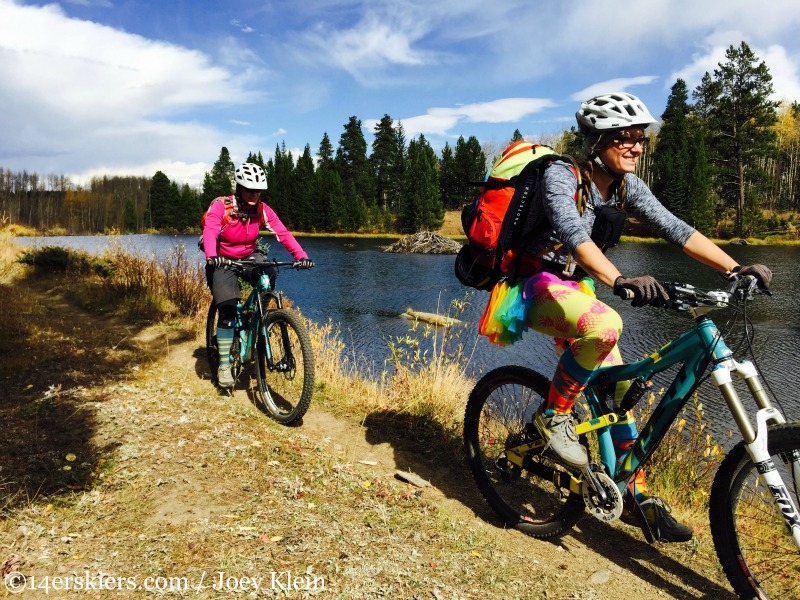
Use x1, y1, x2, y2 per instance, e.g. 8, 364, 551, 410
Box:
202, 162, 313, 389
481, 92, 772, 542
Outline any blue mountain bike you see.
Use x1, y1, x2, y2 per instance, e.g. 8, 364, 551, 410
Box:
205, 258, 314, 425
463, 274, 799, 599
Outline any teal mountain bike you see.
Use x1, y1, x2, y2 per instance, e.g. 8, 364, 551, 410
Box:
463, 274, 799, 599
206, 258, 314, 425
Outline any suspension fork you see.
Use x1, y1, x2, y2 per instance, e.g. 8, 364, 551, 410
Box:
713, 360, 800, 548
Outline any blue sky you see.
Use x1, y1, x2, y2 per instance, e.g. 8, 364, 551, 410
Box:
2, 0, 800, 189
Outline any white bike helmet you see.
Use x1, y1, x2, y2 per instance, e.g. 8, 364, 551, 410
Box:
234, 163, 268, 190
576, 92, 657, 133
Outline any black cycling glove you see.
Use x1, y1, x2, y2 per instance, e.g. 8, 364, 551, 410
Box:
614, 275, 670, 308
206, 256, 231, 268
730, 264, 772, 290
297, 258, 314, 270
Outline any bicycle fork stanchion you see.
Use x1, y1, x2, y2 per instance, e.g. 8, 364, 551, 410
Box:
712, 361, 800, 549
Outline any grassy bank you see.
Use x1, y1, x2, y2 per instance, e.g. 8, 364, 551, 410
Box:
0, 233, 735, 598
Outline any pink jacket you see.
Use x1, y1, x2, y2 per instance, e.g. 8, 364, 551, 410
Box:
202, 196, 308, 261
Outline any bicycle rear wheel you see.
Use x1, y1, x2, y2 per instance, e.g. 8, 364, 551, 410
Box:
709, 423, 800, 599
254, 308, 314, 425
463, 366, 585, 538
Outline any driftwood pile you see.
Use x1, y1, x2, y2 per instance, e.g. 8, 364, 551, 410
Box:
384, 231, 462, 254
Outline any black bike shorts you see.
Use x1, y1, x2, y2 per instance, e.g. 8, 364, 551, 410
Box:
205, 252, 277, 306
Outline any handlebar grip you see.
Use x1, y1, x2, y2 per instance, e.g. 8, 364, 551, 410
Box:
615, 288, 634, 300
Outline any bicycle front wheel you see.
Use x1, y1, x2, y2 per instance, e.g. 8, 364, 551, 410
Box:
205, 302, 220, 384
254, 308, 314, 425
463, 366, 585, 538
709, 423, 800, 599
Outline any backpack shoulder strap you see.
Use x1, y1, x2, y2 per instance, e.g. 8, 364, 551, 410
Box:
219, 195, 238, 231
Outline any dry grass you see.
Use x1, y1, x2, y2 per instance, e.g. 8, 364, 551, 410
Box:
0, 233, 738, 599
437, 211, 466, 239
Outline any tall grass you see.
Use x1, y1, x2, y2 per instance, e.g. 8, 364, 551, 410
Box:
630, 389, 726, 510
15, 241, 209, 321
310, 297, 477, 447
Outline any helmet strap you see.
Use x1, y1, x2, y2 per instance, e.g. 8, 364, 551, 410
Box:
592, 155, 624, 182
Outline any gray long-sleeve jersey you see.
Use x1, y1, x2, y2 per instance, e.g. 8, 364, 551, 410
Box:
524, 160, 696, 268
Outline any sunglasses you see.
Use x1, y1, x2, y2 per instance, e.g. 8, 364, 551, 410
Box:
611, 135, 649, 149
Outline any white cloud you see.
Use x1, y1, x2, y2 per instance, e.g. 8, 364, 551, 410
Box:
571, 77, 660, 102
0, 0, 264, 183
299, 12, 432, 84
367, 97, 555, 138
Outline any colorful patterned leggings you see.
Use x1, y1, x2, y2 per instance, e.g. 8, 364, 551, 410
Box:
526, 274, 647, 494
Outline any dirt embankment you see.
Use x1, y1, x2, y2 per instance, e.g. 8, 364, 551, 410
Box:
0, 258, 735, 599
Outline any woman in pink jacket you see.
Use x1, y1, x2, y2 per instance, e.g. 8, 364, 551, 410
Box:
203, 162, 313, 388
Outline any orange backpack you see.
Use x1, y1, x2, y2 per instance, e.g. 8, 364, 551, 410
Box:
454, 142, 581, 290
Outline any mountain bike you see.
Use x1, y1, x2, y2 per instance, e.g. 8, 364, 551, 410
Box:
463, 274, 800, 599
205, 258, 314, 425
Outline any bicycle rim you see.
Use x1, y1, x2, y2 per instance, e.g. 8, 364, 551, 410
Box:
463, 366, 585, 538
255, 309, 314, 425
205, 303, 220, 384
709, 423, 800, 599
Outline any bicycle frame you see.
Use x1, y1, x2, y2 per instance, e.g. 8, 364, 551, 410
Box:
234, 270, 282, 367
579, 317, 726, 483
575, 306, 800, 548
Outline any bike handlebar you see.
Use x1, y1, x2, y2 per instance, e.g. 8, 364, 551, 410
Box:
213, 258, 312, 271
614, 274, 769, 311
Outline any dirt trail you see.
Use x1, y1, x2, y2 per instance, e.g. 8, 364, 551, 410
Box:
0, 274, 737, 599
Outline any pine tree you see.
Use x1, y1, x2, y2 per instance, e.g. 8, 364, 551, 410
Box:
686, 121, 716, 235
439, 142, 459, 210
401, 135, 443, 232
651, 80, 691, 217
452, 136, 487, 210
123, 199, 138, 233
173, 183, 201, 232
294, 145, 316, 232
335, 116, 375, 218
693, 41, 779, 237
388, 124, 407, 219
318, 133, 334, 165
370, 114, 398, 210
147, 171, 173, 229
314, 164, 346, 232
201, 147, 235, 207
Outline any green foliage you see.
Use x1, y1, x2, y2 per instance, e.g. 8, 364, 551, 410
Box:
652, 80, 692, 216
694, 41, 778, 237
370, 114, 401, 211
400, 135, 443, 232
336, 116, 375, 211
201, 146, 234, 207
145, 171, 174, 230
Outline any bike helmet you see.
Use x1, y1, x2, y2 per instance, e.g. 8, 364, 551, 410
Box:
576, 92, 657, 133
234, 163, 268, 190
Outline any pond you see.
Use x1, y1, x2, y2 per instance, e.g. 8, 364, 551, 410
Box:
14, 233, 800, 438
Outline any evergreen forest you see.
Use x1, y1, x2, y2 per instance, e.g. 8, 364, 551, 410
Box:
3, 42, 800, 240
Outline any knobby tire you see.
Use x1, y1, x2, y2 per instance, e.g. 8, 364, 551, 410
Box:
254, 308, 314, 425
463, 365, 585, 538
709, 422, 800, 600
